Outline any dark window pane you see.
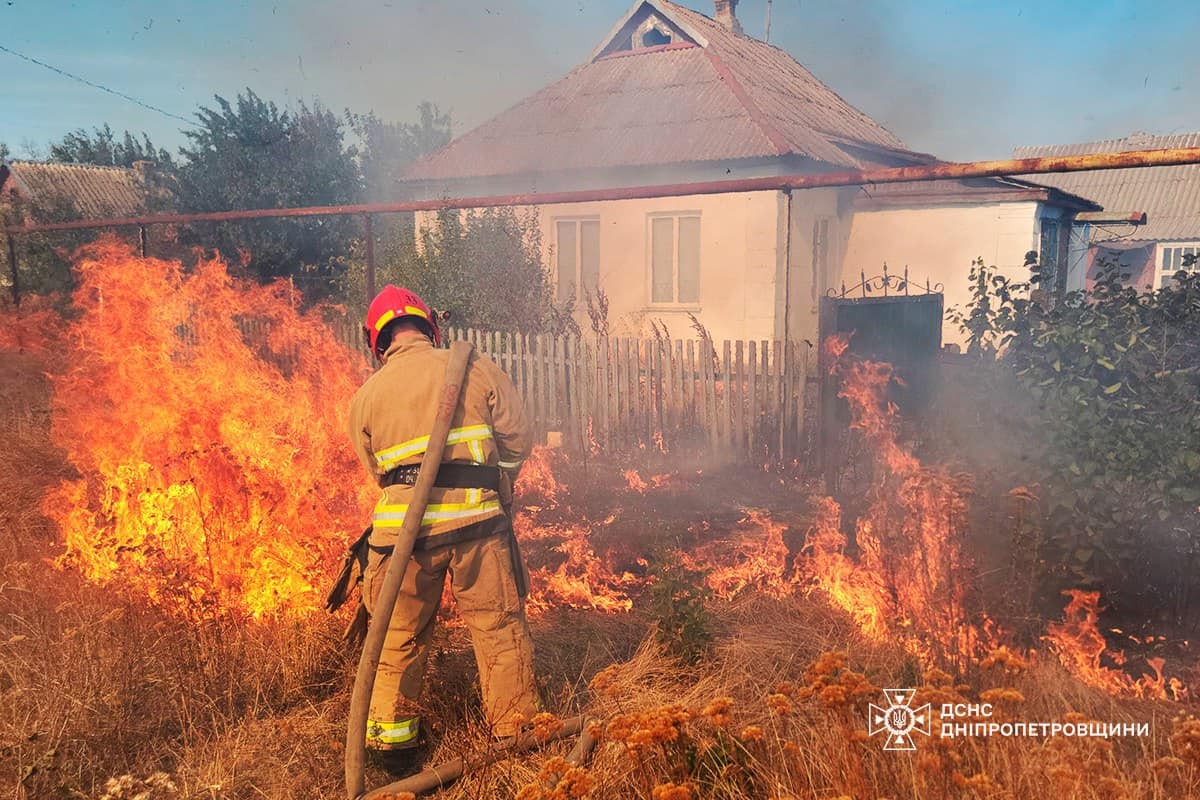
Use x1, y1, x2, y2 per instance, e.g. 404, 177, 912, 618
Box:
556, 221, 577, 303
651, 217, 674, 303
580, 220, 600, 293
677, 216, 700, 303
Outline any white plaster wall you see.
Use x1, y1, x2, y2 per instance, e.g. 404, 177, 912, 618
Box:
841, 202, 1042, 346
420, 191, 787, 345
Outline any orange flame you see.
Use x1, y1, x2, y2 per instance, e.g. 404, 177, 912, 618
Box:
804, 336, 988, 665
1045, 590, 1185, 700
677, 510, 798, 600
37, 241, 372, 619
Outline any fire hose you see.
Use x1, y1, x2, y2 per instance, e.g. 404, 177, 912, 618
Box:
344, 340, 475, 800
361, 714, 597, 800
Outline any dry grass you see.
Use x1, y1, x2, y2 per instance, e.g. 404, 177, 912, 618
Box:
2, 352, 1199, 800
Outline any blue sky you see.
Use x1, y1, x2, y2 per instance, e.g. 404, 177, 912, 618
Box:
2, 0, 1198, 162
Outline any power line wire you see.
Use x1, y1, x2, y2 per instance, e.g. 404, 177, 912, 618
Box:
0, 43, 197, 127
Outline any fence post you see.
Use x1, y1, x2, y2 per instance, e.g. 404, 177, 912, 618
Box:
747, 340, 757, 462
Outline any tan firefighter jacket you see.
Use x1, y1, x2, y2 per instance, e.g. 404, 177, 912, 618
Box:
347, 332, 533, 545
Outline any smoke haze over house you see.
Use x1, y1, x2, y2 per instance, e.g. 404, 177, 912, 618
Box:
0, 1, 1197, 162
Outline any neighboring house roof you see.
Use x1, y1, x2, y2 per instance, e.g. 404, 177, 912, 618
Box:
0, 160, 147, 219
402, 0, 930, 185
1015, 133, 1200, 242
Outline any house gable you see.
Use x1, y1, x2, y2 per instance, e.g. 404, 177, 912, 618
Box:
399, 0, 932, 193
591, 0, 709, 59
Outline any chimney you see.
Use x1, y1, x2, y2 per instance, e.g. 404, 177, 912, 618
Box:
714, 0, 743, 34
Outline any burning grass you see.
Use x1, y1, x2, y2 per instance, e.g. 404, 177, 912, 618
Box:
2, 243, 1198, 798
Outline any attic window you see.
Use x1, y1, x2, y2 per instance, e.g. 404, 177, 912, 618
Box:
633, 15, 674, 49
642, 28, 671, 47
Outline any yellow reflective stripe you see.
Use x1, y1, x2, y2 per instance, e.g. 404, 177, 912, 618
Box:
374, 500, 501, 528
373, 309, 396, 332
367, 716, 419, 745
374, 424, 493, 469
469, 438, 484, 464
467, 488, 480, 505
497, 459, 522, 470
403, 305, 428, 320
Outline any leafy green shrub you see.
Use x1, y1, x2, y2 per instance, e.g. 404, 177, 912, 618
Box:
950, 261, 1200, 618
646, 558, 713, 664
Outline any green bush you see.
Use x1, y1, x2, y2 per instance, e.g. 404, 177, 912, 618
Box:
646, 558, 713, 665
950, 261, 1200, 617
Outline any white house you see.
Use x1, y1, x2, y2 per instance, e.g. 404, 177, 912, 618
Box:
398, 0, 1099, 347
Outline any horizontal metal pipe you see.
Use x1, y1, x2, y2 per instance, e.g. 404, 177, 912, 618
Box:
7, 147, 1200, 235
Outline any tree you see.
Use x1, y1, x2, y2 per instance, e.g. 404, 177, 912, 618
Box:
952, 262, 1200, 622
173, 89, 361, 297
49, 124, 174, 168
0, 142, 9, 162
350, 102, 451, 202
365, 207, 571, 334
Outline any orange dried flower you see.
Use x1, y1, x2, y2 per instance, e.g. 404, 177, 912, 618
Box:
533, 712, 565, 742
819, 685, 847, 706
740, 725, 764, 742
701, 697, 734, 726
588, 664, 622, 695
980, 645, 1029, 672
767, 693, 793, 715
980, 687, 1025, 705
651, 782, 694, 800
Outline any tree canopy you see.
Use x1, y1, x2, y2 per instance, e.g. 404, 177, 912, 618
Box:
49, 124, 174, 168
171, 89, 362, 295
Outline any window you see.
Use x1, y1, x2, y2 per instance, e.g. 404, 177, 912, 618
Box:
555, 218, 600, 302
1159, 244, 1200, 287
1039, 217, 1065, 292
649, 213, 700, 304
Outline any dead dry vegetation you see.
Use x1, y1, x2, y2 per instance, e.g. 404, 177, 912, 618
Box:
3, 352, 1200, 800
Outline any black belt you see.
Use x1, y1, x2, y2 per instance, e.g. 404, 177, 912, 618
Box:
381, 462, 500, 491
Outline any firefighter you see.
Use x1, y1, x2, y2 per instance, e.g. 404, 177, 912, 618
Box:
346, 285, 538, 763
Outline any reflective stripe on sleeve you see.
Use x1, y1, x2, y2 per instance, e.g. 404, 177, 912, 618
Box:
497, 459, 523, 470
373, 424, 493, 470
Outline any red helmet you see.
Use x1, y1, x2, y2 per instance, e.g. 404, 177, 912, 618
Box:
363, 285, 440, 354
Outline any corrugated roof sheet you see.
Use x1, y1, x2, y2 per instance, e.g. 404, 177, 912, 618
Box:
2, 161, 146, 219
403, 0, 920, 183
1015, 133, 1200, 242
855, 176, 1101, 210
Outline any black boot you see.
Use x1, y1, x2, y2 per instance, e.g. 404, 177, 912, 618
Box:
366, 746, 424, 779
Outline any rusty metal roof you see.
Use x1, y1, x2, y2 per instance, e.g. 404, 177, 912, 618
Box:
1, 160, 146, 219
1015, 133, 1200, 242
402, 0, 923, 184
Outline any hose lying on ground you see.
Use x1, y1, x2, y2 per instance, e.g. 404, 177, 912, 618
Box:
362, 715, 597, 799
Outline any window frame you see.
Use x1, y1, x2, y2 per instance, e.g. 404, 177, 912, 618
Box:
645, 210, 702, 309
553, 216, 601, 302
1158, 242, 1200, 288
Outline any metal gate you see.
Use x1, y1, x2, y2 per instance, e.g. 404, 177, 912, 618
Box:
818, 269, 944, 490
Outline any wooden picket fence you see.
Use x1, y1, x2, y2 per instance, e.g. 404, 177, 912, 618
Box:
442, 328, 809, 463
231, 317, 809, 463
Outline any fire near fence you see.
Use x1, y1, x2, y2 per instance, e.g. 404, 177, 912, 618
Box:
260, 318, 810, 462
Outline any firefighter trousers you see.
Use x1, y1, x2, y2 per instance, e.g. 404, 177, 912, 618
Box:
361, 526, 538, 748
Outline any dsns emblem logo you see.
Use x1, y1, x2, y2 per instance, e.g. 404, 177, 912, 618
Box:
868, 689, 931, 751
